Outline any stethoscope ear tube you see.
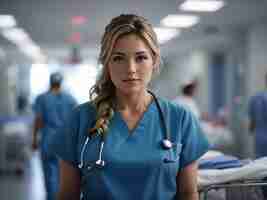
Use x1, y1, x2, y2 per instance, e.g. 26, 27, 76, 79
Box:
95, 141, 105, 168
147, 90, 172, 148
78, 137, 90, 169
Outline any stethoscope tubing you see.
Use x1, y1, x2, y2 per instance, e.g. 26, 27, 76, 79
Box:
78, 90, 172, 170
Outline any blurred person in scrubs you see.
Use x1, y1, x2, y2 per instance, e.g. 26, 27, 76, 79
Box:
52, 14, 209, 200
173, 79, 200, 119
248, 72, 267, 158
32, 72, 78, 200
248, 72, 267, 198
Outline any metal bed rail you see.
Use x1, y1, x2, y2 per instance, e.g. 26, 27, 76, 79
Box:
199, 179, 267, 200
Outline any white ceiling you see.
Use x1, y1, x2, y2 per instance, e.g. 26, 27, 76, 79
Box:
1, 0, 267, 61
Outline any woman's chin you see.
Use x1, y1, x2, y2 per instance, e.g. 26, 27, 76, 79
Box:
119, 86, 145, 95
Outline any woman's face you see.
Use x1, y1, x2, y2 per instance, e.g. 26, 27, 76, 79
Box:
107, 34, 154, 95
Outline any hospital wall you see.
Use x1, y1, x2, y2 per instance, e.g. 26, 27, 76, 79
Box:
0, 59, 17, 116
228, 21, 267, 158
151, 49, 210, 113
0, 21, 267, 159
0, 50, 32, 117
153, 21, 267, 158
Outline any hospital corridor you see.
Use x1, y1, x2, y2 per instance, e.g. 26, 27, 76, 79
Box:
1, 0, 267, 200
0, 153, 45, 200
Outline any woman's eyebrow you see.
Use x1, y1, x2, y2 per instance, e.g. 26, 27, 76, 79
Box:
136, 51, 147, 55
111, 50, 148, 56
111, 52, 125, 56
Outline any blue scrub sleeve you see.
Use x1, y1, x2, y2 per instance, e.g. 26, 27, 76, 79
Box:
179, 110, 210, 169
50, 107, 80, 167
248, 96, 256, 120
71, 95, 79, 108
33, 95, 43, 116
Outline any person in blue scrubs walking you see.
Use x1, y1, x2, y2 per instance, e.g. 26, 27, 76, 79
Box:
52, 14, 209, 200
248, 73, 267, 158
248, 72, 267, 198
32, 72, 77, 200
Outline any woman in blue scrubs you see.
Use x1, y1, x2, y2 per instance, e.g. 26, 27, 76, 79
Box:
53, 14, 209, 200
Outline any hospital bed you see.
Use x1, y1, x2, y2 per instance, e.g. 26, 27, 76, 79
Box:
198, 151, 267, 200
0, 116, 33, 174
199, 179, 267, 200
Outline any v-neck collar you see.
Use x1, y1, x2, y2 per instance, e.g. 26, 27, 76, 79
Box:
115, 100, 155, 135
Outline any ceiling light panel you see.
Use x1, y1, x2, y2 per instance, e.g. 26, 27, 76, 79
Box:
154, 27, 180, 44
2, 28, 31, 44
161, 14, 200, 28
0, 15, 16, 28
180, 0, 225, 12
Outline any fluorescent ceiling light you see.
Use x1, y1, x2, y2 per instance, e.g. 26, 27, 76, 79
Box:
0, 15, 16, 28
2, 28, 30, 44
18, 42, 46, 62
154, 27, 180, 44
180, 0, 225, 12
19, 44, 41, 56
161, 14, 199, 28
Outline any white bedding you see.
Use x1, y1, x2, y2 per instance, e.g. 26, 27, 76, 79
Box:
198, 157, 267, 188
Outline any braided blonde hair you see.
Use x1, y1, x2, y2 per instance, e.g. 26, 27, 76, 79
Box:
89, 14, 160, 137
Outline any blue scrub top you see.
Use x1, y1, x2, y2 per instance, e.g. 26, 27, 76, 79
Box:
33, 90, 77, 153
248, 91, 267, 157
52, 97, 209, 200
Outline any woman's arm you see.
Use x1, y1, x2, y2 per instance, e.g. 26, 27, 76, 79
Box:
176, 161, 199, 200
32, 115, 44, 150
57, 159, 81, 200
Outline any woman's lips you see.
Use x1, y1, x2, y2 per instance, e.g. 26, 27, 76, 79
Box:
123, 78, 140, 82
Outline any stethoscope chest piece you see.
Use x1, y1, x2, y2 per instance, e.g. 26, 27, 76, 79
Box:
161, 139, 172, 149
95, 159, 105, 168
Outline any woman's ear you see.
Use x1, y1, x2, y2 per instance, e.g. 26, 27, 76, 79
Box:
153, 56, 160, 72
152, 63, 160, 74
152, 56, 157, 68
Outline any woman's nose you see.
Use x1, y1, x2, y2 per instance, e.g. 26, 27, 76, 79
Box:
126, 59, 137, 73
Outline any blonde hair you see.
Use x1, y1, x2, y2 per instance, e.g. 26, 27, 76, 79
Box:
89, 14, 160, 137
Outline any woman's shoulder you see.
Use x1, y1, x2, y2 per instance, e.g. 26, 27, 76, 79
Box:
157, 96, 199, 127
71, 101, 97, 119
157, 96, 188, 115
75, 101, 95, 110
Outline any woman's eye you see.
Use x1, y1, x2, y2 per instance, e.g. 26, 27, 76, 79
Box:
112, 56, 123, 62
136, 55, 148, 62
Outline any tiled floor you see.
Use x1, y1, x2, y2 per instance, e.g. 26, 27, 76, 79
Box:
0, 152, 46, 200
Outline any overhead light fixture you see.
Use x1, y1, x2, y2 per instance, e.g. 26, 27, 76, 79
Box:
1, 26, 46, 62
20, 44, 47, 63
2, 28, 30, 44
180, 0, 225, 12
154, 27, 180, 44
0, 15, 16, 28
161, 14, 199, 28
20, 44, 41, 56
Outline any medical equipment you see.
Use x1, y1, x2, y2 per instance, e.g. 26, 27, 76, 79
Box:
0, 116, 32, 175
199, 179, 267, 200
78, 90, 173, 170
198, 154, 267, 200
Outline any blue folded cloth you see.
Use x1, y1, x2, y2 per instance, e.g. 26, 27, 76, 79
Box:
199, 155, 243, 169
0, 115, 33, 125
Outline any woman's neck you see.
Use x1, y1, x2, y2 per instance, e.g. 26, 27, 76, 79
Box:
115, 90, 152, 113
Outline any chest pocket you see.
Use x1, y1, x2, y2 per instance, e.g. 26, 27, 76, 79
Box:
163, 143, 182, 163
161, 143, 182, 183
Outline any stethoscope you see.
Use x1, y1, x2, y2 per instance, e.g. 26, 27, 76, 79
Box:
78, 90, 173, 171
